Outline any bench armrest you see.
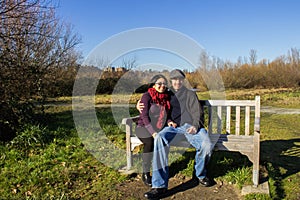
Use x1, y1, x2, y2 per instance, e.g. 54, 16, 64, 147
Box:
122, 116, 139, 139
121, 116, 139, 126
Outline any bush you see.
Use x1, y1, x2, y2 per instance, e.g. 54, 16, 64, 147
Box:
8, 125, 51, 150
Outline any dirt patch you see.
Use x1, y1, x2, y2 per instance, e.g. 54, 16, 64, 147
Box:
116, 174, 242, 200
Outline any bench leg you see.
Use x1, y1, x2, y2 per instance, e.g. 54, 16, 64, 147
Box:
253, 163, 259, 187
126, 147, 133, 170
253, 132, 260, 186
125, 123, 133, 171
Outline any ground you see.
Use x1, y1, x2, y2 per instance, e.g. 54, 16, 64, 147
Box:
116, 173, 242, 200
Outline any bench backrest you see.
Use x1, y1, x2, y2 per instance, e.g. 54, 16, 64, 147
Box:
201, 96, 260, 136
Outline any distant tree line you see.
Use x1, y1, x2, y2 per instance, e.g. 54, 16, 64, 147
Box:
188, 49, 300, 91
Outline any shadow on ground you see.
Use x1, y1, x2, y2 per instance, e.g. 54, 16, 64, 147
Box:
261, 138, 300, 199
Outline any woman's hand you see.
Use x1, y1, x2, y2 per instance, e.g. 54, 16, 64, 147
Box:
168, 121, 177, 128
152, 132, 158, 138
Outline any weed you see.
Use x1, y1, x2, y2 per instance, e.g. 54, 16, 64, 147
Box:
223, 167, 252, 189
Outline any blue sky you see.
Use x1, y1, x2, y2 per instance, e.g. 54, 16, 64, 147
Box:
57, 0, 300, 69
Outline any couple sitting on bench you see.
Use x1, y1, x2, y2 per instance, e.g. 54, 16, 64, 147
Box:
135, 69, 213, 199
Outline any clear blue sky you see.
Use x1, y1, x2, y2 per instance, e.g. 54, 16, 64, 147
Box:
57, 0, 300, 67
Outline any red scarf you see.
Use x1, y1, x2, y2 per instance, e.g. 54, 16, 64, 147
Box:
148, 87, 171, 129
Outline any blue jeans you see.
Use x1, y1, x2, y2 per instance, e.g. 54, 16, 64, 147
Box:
152, 123, 213, 188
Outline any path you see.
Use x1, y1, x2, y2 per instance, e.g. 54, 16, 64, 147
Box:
47, 102, 300, 115
261, 106, 300, 114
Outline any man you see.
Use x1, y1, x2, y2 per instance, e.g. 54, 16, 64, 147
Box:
139, 69, 213, 199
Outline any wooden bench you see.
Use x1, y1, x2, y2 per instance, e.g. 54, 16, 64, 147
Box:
121, 96, 261, 186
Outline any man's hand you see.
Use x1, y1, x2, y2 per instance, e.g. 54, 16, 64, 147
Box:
187, 126, 197, 134
136, 100, 144, 113
168, 121, 177, 128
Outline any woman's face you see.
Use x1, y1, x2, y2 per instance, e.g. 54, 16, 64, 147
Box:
153, 77, 167, 93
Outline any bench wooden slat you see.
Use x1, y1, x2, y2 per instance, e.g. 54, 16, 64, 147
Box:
235, 106, 241, 135
205, 100, 256, 106
245, 106, 251, 135
217, 106, 222, 134
226, 106, 231, 133
130, 134, 255, 155
208, 106, 213, 134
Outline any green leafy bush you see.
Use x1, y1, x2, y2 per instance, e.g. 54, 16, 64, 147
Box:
9, 125, 50, 150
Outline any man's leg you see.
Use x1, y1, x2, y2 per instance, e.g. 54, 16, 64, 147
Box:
184, 127, 213, 185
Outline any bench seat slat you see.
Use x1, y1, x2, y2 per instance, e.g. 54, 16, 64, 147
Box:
130, 134, 254, 151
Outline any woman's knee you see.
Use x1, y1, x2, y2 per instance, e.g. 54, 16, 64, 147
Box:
144, 145, 153, 153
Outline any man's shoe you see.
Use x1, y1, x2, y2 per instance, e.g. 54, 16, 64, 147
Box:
142, 172, 152, 187
198, 177, 212, 187
144, 188, 167, 199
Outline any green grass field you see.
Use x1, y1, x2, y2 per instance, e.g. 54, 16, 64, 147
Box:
0, 88, 299, 199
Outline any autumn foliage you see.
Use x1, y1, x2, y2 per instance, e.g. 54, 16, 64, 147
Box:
187, 49, 300, 90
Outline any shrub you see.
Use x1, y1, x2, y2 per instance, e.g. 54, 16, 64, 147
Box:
9, 125, 51, 150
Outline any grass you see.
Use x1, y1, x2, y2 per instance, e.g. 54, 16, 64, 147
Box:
260, 113, 300, 199
47, 87, 300, 108
222, 88, 300, 108
1, 88, 300, 199
0, 125, 127, 199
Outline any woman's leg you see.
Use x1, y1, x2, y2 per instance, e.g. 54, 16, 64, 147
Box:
135, 127, 154, 186
135, 127, 154, 173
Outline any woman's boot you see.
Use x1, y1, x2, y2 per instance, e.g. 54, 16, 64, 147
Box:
142, 172, 152, 187
142, 159, 152, 187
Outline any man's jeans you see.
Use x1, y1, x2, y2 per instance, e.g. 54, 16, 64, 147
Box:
152, 123, 213, 188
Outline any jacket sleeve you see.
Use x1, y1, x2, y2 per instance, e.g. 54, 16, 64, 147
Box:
186, 90, 202, 130
199, 100, 205, 129
140, 92, 156, 135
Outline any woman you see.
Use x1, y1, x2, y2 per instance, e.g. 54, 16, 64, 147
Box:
135, 74, 173, 187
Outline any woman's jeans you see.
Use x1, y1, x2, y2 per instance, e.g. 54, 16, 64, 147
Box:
152, 123, 213, 188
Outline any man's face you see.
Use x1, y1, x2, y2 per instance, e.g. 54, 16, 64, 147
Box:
171, 78, 184, 91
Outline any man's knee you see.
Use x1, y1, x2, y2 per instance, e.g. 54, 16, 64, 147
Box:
202, 140, 212, 154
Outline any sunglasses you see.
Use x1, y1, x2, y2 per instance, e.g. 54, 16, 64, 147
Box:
155, 82, 168, 86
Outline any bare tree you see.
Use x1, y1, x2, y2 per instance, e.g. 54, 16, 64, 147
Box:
122, 56, 137, 69
288, 47, 300, 65
0, 0, 81, 140
249, 49, 257, 66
